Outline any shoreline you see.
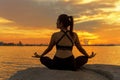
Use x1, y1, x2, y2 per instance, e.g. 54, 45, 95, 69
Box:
0, 45, 120, 47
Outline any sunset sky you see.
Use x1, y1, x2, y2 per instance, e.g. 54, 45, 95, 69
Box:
0, 0, 120, 44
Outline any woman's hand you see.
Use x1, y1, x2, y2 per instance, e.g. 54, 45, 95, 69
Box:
87, 52, 96, 58
32, 52, 41, 58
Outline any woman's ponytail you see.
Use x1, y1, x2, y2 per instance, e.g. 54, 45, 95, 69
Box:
58, 14, 74, 37
69, 16, 74, 37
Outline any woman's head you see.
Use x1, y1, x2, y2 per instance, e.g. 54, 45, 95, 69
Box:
57, 14, 70, 28
57, 14, 73, 36
57, 14, 74, 36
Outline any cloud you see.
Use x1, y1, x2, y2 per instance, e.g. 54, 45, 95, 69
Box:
75, 20, 103, 32
0, 0, 120, 31
0, 17, 14, 24
0, 0, 58, 27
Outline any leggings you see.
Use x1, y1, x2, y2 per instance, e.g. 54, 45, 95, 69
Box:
40, 56, 88, 71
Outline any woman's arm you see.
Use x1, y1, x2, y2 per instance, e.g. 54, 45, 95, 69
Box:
33, 33, 56, 58
40, 33, 56, 57
74, 33, 89, 57
74, 33, 95, 58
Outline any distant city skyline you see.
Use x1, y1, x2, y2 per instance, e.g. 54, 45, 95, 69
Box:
0, 41, 48, 46
0, 0, 120, 44
0, 41, 119, 46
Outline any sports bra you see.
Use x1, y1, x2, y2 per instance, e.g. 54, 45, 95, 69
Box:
56, 30, 74, 51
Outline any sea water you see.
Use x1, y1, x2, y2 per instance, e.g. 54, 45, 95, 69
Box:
0, 46, 120, 80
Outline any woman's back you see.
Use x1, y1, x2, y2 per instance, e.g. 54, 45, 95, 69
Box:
53, 30, 76, 58
55, 30, 74, 46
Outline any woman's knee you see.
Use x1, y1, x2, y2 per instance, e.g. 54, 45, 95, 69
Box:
40, 57, 52, 64
80, 56, 88, 63
76, 56, 88, 61
40, 57, 54, 69
75, 56, 88, 67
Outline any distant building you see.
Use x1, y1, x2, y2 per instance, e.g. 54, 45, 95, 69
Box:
7, 43, 15, 46
0, 42, 4, 45
17, 41, 23, 46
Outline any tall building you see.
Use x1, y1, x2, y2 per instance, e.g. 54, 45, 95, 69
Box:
17, 41, 23, 46
0, 42, 4, 45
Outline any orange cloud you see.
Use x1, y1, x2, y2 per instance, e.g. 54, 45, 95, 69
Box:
75, 30, 99, 45
75, 0, 98, 4
1, 25, 120, 44
94, 24, 120, 44
0, 17, 14, 24
0, 25, 57, 44
63, 0, 98, 4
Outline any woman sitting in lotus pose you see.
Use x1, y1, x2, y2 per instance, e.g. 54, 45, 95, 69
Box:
33, 14, 96, 71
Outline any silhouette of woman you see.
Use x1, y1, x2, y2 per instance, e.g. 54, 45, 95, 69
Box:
33, 14, 96, 71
